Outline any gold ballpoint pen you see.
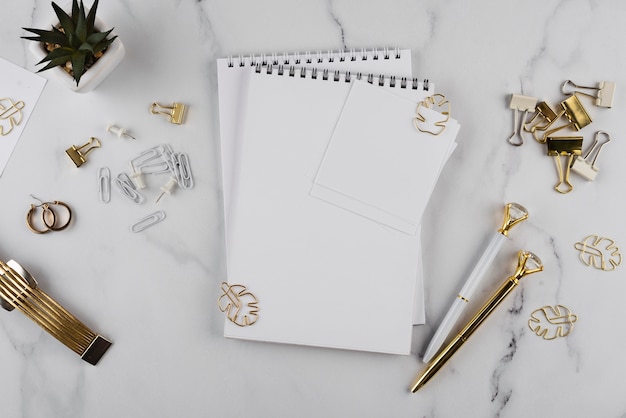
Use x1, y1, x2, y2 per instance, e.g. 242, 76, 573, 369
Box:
410, 250, 543, 392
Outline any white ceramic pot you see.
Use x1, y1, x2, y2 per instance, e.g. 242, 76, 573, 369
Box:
28, 15, 125, 93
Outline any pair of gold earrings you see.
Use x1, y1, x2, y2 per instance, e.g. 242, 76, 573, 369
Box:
26, 197, 72, 234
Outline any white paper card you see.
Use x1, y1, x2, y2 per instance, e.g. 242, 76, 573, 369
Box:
224, 69, 433, 354
312, 80, 459, 235
216, 50, 428, 325
0, 57, 46, 177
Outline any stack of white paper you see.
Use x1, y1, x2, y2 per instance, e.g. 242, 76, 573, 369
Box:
217, 50, 459, 354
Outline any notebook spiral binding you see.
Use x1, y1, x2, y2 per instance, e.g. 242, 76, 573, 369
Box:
227, 47, 430, 91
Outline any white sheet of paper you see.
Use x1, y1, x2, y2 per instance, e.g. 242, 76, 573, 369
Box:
0, 57, 46, 177
311, 80, 459, 236
224, 69, 433, 354
216, 50, 428, 325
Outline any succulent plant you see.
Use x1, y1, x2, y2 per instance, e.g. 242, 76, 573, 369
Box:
21, 0, 117, 86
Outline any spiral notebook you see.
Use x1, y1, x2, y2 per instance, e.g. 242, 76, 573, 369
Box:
217, 49, 427, 326
218, 50, 446, 354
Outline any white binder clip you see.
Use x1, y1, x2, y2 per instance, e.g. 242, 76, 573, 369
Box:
571, 131, 611, 181
508, 94, 537, 146
562, 80, 615, 108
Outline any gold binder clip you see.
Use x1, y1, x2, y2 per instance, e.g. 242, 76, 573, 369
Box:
546, 136, 583, 194
65, 137, 101, 168
562, 80, 615, 108
534, 95, 592, 143
524, 101, 558, 136
150, 102, 186, 125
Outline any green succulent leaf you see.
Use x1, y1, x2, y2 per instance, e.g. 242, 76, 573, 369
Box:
86, 0, 99, 35
51, 2, 76, 35
71, 53, 87, 85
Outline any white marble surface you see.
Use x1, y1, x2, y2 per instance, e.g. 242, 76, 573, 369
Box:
1, 0, 626, 417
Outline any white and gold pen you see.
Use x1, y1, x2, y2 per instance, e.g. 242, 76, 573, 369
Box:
422, 203, 528, 363
411, 250, 543, 392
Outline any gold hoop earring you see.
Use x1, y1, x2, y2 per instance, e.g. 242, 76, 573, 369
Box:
26, 203, 52, 234
45, 201, 72, 231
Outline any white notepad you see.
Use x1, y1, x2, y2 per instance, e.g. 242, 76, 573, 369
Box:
224, 68, 435, 354
0, 57, 47, 177
312, 80, 459, 235
216, 49, 428, 325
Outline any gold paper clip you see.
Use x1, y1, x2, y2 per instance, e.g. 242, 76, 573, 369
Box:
524, 101, 558, 135
0, 98, 25, 136
571, 131, 611, 181
562, 80, 615, 108
150, 102, 186, 125
546, 136, 583, 194
534, 95, 592, 143
65, 137, 101, 168
508, 94, 537, 146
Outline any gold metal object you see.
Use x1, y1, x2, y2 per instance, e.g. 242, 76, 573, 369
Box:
26, 197, 73, 234
410, 250, 543, 392
574, 235, 622, 271
0, 98, 25, 136
524, 101, 558, 135
150, 102, 186, 125
546, 136, 583, 194
218, 282, 259, 327
413, 94, 450, 135
0, 259, 111, 365
528, 305, 578, 340
562, 80, 615, 108
497, 202, 529, 237
533, 95, 592, 143
65, 137, 101, 168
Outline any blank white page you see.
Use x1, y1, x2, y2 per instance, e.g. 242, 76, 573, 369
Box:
225, 69, 432, 354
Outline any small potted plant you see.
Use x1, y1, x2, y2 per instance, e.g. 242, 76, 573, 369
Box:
22, 0, 125, 93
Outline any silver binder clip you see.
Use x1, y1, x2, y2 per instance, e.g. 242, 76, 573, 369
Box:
562, 80, 615, 108
508, 94, 537, 146
150, 102, 186, 125
546, 136, 583, 194
571, 131, 611, 181
534, 95, 592, 144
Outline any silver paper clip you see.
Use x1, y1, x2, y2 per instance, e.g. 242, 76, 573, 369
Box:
172, 152, 194, 189
114, 172, 144, 204
508, 94, 537, 146
130, 210, 166, 233
150, 102, 186, 125
546, 136, 583, 194
571, 131, 611, 181
98, 167, 111, 203
562, 80, 615, 108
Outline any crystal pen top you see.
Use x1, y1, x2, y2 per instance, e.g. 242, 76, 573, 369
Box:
497, 202, 529, 237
